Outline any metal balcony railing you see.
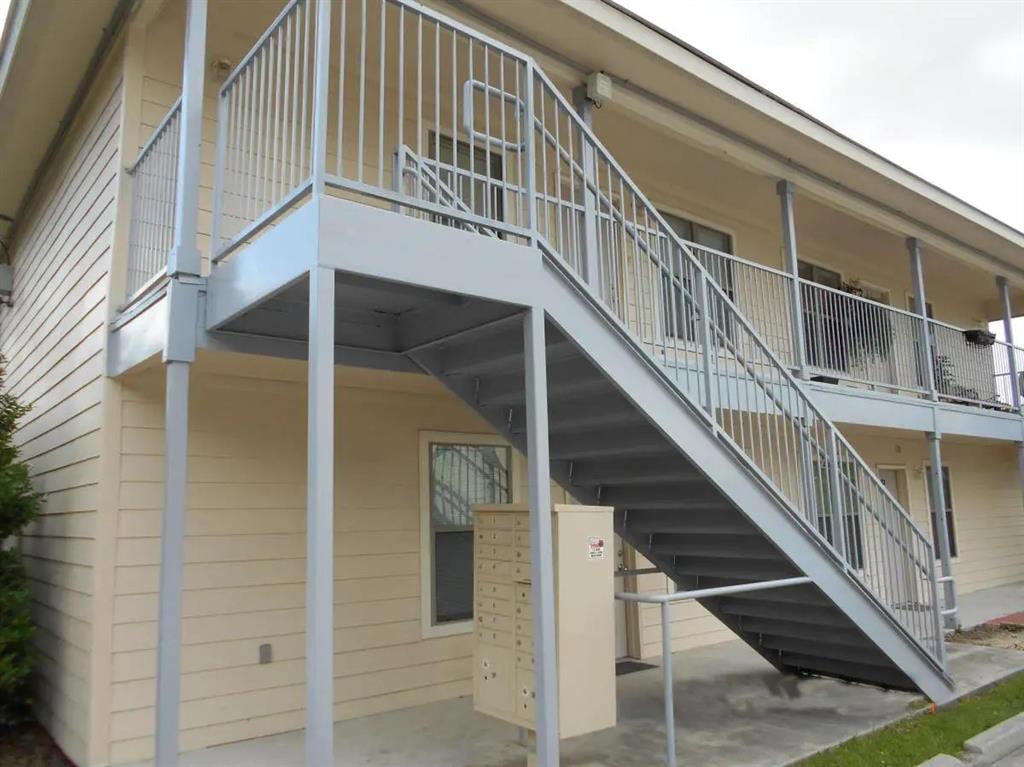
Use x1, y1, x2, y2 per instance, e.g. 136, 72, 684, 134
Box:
126, 98, 182, 300
680, 242, 1024, 412
205, 0, 946, 664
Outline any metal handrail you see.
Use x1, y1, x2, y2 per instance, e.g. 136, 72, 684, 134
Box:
125, 100, 182, 300
678, 242, 1024, 410
617, 577, 813, 767
128, 97, 183, 175
529, 64, 941, 662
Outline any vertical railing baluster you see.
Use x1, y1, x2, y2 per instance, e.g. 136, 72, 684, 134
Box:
311, 0, 332, 193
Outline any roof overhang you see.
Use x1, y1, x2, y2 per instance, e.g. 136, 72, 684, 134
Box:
0, 0, 122, 234
449, 0, 1024, 279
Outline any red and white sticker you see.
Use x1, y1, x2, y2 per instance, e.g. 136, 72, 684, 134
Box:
587, 536, 606, 560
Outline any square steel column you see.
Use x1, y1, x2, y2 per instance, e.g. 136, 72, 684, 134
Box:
926, 432, 957, 630
523, 308, 560, 766
154, 2, 206, 764
908, 238, 938, 401
306, 266, 335, 764
165, 0, 207, 279
777, 180, 808, 379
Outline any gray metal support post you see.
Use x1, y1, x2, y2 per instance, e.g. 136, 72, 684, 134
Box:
154, 3, 206, 763
927, 432, 957, 629
908, 238, 938, 401
826, 430, 847, 565
306, 266, 336, 764
154, 360, 191, 767
777, 180, 808, 379
997, 276, 1020, 411
166, 0, 207, 279
572, 87, 600, 291
661, 601, 677, 767
523, 308, 559, 766
524, 62, 537, 246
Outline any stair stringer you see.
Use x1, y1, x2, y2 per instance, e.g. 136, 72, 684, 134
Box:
531, 256, 953, 702
407, 257, 952, 702
409, 326, 778, 680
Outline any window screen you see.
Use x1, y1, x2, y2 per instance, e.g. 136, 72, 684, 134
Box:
429, 443, 512, 624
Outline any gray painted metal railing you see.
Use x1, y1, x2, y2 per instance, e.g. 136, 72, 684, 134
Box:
527, 66, 943, 662
681, 242, 1024, 412
126, 98, 181, 300
205, 0, 947, 664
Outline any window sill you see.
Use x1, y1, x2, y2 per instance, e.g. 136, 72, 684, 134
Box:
421, 618, 474, 640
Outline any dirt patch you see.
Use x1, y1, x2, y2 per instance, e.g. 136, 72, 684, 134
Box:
0, 723, 72, 767
951, 622, 1024, 652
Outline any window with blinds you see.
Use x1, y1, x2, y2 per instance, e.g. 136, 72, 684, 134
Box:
429, 442, 512, 624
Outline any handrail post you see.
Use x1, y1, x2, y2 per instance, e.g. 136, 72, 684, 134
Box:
311, 0, 332, 196
826, 430, 848, 566
210, 93, 229, 258
927, 431, 957, 630
997, 276, 1021, 411
661, 600, 677, 767
524, 61, 537, 246
777, 180, 808, 379
573, 87, 601, 290
908, 238, 938, 401
927, 554, 946, 666
695, 270, 718, 421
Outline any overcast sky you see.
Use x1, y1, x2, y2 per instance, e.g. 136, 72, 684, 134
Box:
0, 0, 1020, 229
617, 0, 1024, 232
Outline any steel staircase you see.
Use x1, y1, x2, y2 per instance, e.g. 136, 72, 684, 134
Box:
394, 61, 953, 702
199, 0, 951, 700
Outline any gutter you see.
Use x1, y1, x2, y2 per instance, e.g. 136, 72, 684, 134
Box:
4, 0, 135, 246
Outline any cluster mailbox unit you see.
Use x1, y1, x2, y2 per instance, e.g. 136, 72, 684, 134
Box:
471, 503, 618, 740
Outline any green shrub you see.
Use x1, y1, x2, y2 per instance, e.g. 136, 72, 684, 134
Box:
0, 361, 43, 727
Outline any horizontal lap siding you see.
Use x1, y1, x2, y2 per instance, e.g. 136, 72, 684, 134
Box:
841, 429, 1024, 595
108, 361, 498, 764
0, 65, 123, 765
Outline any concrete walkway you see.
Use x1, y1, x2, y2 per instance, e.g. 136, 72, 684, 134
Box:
134, 581, 1024, 767
959, 582, 1024, 629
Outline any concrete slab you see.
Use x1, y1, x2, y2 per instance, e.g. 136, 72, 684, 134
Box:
916, 756, 965, 767
959, 582, 1024, 630
965, 713, 1024, 765
126, 634, 1024, 767
994, 747, 1024, 766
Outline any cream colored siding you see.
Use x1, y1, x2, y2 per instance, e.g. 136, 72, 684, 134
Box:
843, 428, 1024, 595
0, 62, 123, 765
106, 354, 529, 763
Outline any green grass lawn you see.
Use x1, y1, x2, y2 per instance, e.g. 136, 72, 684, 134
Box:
799, 672, 1024, 767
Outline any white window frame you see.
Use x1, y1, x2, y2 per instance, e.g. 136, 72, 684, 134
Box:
418, 430, 517, 639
